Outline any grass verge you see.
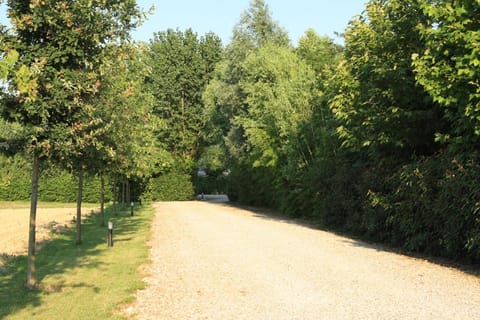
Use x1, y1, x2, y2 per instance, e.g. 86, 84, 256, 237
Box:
0, 203, 154, 320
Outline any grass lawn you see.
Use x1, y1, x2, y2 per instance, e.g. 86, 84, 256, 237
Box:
0, 203, 154, 320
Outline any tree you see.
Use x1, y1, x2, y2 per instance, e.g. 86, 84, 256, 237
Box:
233, 0, 290, 48
3, 0, 143, 289
203, 0, 291, 161
230, 44, 316, 207
296, 30, 343, 162
413, 0, 480, 149
331, 0, 442, 159
238, 44, 315, 169
147, 29, 222, 161
100, 45, 162, 210
203, 1, 331, 206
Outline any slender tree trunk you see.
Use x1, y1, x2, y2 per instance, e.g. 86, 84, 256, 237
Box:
126, 179, 131, 204
76, 167, 84, 245
100, 173, 105, 227
112, 174, 117, 215
26, 153, 40, 289
121, 179, 126, 207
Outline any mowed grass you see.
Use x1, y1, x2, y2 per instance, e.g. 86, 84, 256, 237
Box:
0, 203, 154, 320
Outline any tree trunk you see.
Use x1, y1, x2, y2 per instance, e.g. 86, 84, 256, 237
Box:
126, 179, 131, 204
100, 173, 105, 227
112, 174, 117, 215
121, 179, 126, 206
26, 153, 40, 289
76, 167, 84, 245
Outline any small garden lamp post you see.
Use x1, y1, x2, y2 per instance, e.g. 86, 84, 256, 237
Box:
108, 221, 113, 247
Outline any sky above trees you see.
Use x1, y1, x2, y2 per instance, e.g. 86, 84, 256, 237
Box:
0, 1, 366, 45
131, 0, 367, 44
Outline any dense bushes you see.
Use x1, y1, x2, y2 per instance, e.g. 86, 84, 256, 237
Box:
0, 155, 111, 203
144, 172, 195, 201
0, 154, 198, 204
222, 151, 480, 263
286, 152, 480, 263
0, 154, 31, 201
193, 172, 228, 196
385, 152, 480, 261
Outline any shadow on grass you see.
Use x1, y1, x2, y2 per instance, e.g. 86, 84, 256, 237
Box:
0, 204, 147, 318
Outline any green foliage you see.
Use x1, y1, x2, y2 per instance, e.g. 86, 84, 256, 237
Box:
194, 174, 228, 195
0, 154, 111, 203
4, 0, 144, 153
203, 0, 291, 150
197, 145, 227, 173
233, 0, 290, 48
216, 44, 316, 209
386, 153, 480, 261
297, 29, 343, 85
198, 0, 480, 264
148, 29, 223, 160
94, 45, 162, 181
332, 0, 442, 158
238, 44, 315, 167
0, 154, 31, 201
0, 49, 18, 81
413, 0, 480, 148
145, 173, 195, 201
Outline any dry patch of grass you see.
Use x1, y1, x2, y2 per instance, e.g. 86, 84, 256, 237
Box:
0, 203, 98, 257
0, 203, 153, 320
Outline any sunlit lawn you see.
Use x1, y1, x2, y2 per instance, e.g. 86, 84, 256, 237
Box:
0, 203, 153, 320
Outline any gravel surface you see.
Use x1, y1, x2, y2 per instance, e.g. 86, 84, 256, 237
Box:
131, 201, 480, 320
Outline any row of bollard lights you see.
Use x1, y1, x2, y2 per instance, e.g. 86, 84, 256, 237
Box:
108, 201, 135, 248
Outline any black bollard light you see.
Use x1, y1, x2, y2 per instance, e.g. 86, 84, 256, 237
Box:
130, 201, 134, 216
108, 221, 113, 247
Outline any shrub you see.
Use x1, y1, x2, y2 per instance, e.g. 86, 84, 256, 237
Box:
0, 154, 111, 203
145, 172, 195, 201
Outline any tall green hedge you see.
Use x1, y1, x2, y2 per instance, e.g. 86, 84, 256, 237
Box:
144, 172, 195, 201
0, 154, 31, 201
223, 151, 480, 264
0, 154, 111, 203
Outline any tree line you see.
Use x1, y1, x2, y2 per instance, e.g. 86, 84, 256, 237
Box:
0, 0, 222, 288
1, 0, 479, 288
198, 0, 480, 264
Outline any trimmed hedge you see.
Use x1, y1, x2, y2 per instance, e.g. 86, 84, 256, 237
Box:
0, 154, 111, 203
144, 172, 195, 201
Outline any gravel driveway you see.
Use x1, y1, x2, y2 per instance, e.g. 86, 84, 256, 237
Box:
131, 201, 480, 319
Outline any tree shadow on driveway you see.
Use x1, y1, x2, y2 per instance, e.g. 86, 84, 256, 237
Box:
204, 199, 480, 278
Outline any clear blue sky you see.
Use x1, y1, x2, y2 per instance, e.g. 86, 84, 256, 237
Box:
0, 1, 367, 45
133, 0, 367, 45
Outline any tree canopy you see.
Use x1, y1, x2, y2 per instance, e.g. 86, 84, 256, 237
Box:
413, 0, 480, 148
